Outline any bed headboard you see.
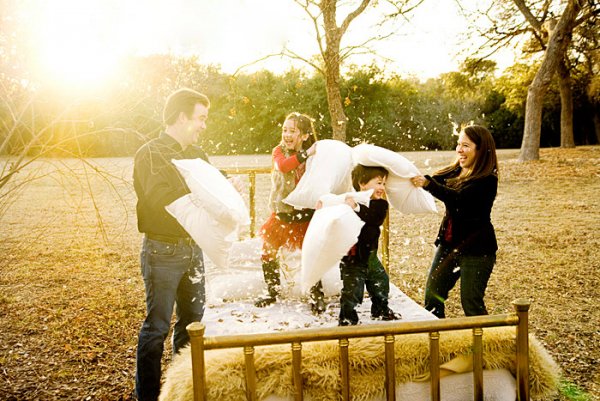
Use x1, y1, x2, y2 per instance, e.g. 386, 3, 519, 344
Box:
184, 299, 531, 401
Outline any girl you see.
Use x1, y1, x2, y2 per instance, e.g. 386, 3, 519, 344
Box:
255, 112, 326, 314
411, 125, 498, 318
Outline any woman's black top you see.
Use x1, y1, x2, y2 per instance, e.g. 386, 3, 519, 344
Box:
424, 168, 498, 255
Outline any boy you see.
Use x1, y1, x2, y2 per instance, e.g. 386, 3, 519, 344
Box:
339, 164, 401, 326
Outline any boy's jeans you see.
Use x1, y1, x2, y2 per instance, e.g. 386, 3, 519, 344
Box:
339, 252, 390, 325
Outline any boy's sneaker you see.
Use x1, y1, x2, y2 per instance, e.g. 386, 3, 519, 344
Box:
372, 308, 401, 321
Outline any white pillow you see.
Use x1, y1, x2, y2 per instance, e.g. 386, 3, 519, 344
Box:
284, 140, 353, 210
171, 158, 250, 228
165, 195, 235, 269
352, 143, 437, 214
300, 204, 364, 292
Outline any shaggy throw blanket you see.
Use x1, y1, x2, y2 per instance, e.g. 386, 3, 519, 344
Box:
159, 326, 560, 401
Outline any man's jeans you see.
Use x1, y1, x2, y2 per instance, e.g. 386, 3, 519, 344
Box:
135, 238, 205, 401
424, 245, 495, 319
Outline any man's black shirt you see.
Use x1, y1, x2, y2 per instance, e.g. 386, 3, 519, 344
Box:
133, 133, 208, 238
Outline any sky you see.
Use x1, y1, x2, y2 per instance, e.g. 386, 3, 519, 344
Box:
19, 0, 518, 89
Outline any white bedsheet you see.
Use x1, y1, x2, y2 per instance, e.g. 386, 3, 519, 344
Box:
202, 238, 435, 336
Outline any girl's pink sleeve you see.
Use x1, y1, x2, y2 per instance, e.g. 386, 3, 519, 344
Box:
273, 146, 301, 173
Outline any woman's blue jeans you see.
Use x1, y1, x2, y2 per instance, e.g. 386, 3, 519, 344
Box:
424, 245, 495, 319
135, 238, 205, 401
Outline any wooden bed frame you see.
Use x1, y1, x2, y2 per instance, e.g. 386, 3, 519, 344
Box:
185, 299, 531, 401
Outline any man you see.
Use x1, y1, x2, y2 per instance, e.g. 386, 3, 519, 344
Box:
133, 88, 210, 401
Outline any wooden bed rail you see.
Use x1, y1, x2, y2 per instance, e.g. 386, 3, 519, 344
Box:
187, 299, 531, 401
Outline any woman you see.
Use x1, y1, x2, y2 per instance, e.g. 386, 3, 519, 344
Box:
411, 125, 498, 318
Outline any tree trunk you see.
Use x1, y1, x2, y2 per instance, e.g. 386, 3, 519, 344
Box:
594, 110, 600, 144
321, 0, 348, 142
324, 55, 347, 142
558, 58, 575, 148
518, 0, 581, 161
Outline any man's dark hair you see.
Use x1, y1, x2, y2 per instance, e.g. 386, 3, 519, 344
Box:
163, 88, 210, 126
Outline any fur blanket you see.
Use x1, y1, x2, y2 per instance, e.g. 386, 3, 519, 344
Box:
159, 326, 560, 401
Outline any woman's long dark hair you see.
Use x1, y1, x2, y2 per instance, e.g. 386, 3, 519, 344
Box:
284, 112, 318, 150
436, 125, 499, 188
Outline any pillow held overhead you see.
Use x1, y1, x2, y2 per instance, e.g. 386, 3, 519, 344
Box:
284, 139, 353, 210
352, 143, 437, 214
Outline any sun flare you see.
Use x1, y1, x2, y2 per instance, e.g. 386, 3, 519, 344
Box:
27, 0, 132, 90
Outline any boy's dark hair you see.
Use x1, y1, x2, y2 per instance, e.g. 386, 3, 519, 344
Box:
351, 164, 389, 191
163, 88, 210, 126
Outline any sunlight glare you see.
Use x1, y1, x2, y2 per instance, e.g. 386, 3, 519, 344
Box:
29, 0, 127, 90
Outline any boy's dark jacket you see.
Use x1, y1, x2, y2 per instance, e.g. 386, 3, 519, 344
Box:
343, 198, 388, 266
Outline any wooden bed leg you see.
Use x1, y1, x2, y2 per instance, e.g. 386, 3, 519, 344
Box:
513, 299, 531, 401
384, 334, 396, 401
382, 210, 390, 270
472, 327, 484, 401
291, 342, 303, 401
187, 322, 206, 401
244, 346, 258, 401
429, 331, 440, 401
339, 338, 350, 401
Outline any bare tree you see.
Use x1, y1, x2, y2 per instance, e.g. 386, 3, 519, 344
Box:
234, 0, 423, 142
459, 0, 598, 160
518, 0, 585, 161
295, 0, 426, 141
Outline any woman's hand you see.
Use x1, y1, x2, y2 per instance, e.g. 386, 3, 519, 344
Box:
410, 175, 429, 188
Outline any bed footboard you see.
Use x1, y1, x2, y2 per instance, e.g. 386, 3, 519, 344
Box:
184, 299, 531, 401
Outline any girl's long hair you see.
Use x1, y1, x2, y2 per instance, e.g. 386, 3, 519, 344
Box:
437, 125, 499, 188
284, 112, 318, 150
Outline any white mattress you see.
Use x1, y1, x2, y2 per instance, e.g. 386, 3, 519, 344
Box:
202, 237, 435, 336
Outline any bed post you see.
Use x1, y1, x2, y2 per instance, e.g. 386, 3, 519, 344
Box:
513, 299, 531, 401
381, 210, 390, 270
472, 327, 484, 401
339, 338, 351, 401
429, 331, 441, 401
187, 322, 206, 401
249, 171, 257, 237
244, 346, 258, 401
384, 334, 396, 401
291, 342, 304, 401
